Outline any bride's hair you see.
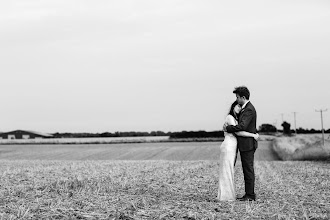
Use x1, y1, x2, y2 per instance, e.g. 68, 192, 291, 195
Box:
228, 101, 239, 120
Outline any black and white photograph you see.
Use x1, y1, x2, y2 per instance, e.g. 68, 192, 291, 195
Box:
0, 0, 329, 219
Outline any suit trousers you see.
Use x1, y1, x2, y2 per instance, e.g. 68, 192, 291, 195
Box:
240, 149, 256, 198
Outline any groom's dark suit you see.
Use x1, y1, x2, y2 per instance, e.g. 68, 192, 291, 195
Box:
226, 101, 257, 199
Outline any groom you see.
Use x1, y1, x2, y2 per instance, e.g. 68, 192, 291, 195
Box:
225, 86, 258, 201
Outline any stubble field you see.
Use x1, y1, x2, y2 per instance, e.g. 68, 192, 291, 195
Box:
0, 141, 278, 161
0, 141, 329, 219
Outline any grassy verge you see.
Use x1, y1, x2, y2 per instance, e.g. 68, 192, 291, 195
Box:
0, 160, 329, 219
272, 134, 330, 161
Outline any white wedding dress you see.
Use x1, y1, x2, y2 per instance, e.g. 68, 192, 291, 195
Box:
217, 115, 238, 201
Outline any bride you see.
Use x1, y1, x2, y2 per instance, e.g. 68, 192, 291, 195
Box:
218, 101, 259, 201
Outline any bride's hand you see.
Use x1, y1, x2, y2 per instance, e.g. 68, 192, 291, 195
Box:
254, 133, 259, 140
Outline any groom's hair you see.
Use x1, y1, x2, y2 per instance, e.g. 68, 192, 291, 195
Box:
233, 86, 250, 100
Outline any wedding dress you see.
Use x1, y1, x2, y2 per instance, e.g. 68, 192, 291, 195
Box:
217, 115, 237, 201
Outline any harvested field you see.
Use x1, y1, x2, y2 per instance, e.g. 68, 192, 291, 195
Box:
0, 160, 329, 219
0, 136, 171, 145
0, 141, 277, 161
0, 140, 328, 219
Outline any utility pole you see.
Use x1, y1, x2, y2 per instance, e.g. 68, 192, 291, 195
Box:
273, 120, 277, 128
315, 109, 327, 146
293, 112, 297, 134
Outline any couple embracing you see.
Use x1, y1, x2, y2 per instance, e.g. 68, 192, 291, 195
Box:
218, 86, 258, 202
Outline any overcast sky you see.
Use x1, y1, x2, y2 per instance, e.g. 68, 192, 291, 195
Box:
0, 0, 329, 133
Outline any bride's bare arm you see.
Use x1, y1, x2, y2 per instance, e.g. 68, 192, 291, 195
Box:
235, 131, 259, 140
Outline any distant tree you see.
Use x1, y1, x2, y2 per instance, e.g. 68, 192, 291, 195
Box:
114, 132, 121, 137
150, 131, 167, 136
100, 132, 114, 137
156, 131, 166, 136
258, 124, 277, 133
52, 132, 61, 138
281, 121, 291, 135
169, 130, 224, 139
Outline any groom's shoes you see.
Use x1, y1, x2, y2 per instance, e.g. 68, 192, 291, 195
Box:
237, 195, 256, 201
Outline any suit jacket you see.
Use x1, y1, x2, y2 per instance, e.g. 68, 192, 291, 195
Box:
226, 101, 258, 152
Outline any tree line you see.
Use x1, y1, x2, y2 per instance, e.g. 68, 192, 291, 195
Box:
51, 130, 224, 139
51, 122, 329, 139
258, 122, 330, 135
52, 131, 169, 138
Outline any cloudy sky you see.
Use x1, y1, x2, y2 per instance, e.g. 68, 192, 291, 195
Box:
0, 0, 329, 133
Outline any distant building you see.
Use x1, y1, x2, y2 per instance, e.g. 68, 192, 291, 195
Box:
0, 130, 53, 139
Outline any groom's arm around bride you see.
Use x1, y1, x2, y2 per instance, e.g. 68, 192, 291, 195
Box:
226, 99, 257, 152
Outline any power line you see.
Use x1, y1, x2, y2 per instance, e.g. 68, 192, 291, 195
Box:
315, 109, 328, 146
293, 112, 297, 134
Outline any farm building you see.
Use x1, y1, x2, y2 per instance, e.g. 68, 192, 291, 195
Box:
0, 130, 53, 139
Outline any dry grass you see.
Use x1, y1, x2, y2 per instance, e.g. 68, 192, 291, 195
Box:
0, 160, 329, 219
272, 134, 330, 161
